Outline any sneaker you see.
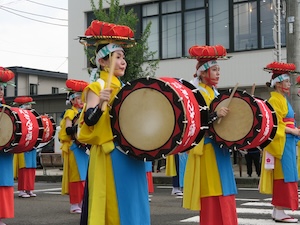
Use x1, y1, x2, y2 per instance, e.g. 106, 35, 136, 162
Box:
70, 204, 82, 214
0, 219, 7, 225
27, 191, 37, 197
171, 188, 183, 196
18, 191, 30, 198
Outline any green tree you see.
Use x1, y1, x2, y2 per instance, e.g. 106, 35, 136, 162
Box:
87, 0, 159, 82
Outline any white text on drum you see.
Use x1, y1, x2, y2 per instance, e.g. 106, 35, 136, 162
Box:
19, 109, 34, 147
171, 81, 197, 146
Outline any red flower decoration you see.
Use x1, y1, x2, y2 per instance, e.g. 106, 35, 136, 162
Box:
66, 79, 89, 92
265, 62, 296, 74
14, 96, 34, 104
189, 45, 227, 62
85, 21, 134, 39
296, 76, 300, 84
0, 67, 14, 83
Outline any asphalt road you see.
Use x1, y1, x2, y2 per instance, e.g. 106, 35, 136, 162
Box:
4, 182, 300, 225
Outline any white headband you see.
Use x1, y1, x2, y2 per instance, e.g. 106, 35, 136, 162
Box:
196, 60, 218, 76
69, 92, 81, 100
95, 43, 124, 68
270, 74, 290, 88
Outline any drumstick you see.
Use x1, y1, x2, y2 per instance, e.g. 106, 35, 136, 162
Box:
250, 83, 256, 96
217, 83, 239, 124
101, 53, 117, 112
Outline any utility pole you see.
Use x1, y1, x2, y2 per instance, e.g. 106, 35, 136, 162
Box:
286, 0, 300, 123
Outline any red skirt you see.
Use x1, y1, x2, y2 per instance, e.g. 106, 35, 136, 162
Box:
272, 179, 299, 210
200, 195, 238, 225
146, 172, 154, 194
18, 168, 36, 191
69, 181, 85, 204
0, 186, 14, 218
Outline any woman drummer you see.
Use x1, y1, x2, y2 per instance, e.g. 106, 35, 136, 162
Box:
183, 45, 238, 225
13, 96, 38, 198
0, 67, 15, 225
77, 20, 150, 225
259, 62, 299, 223
58, 79, 89, 214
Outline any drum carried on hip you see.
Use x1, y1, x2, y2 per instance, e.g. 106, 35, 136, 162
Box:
0, 106, 43, 153
208, 89, 277, 150
110, 77, 209, 161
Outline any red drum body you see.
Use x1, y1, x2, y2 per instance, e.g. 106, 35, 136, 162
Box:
209, 89, 277, 150
0, 106, 42, 153
111, 77, 209, 161
39, 115, 56, 143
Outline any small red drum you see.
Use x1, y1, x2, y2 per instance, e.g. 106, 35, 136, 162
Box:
0, 106, 42, 153
111, 77, 209, 161
39, 115, 56, 143
208, 89, 277, 150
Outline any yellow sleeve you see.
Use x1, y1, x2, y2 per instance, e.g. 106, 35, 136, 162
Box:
264, 95, 286, 159
58, 109, 76, 142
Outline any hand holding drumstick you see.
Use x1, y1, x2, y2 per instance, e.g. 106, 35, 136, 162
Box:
99, 88, 112, 109
216, 107, 229, 118
217, 83, 239, 124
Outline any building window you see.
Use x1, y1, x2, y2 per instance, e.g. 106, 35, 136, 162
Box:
234, 1, 258, 51
52, 87, 59, 94
143, 3, 159, 59
30, 84, 38, 95
184, 9, 206, 56
260, 0, 286, 48
209, 0, 229, 48
161, 0, 182, 59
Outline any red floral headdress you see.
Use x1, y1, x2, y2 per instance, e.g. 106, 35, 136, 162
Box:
264, 61, 297, 76
79, 20, 136, 48
188, 45, 229, 62
0, 67, 15, 85
13, 96, 35, 105
65, 79, 89, 92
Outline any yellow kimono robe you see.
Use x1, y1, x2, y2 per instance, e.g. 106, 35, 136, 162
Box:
59, 106, 80, 194
183, 83, 225, 210
259, 92, 288, 194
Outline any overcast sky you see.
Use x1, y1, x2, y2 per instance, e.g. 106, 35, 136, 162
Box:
0, 0, 68, 73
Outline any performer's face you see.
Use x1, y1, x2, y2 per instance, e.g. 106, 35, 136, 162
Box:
72, 96, 84, 109
202, 65, 220, 86
112, 50, 127, 77
277, 79, 291, 94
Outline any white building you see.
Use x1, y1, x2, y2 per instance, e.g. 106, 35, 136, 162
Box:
68, 0, 288, 102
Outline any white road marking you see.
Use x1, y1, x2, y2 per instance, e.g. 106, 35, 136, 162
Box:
14, 188, 61, 194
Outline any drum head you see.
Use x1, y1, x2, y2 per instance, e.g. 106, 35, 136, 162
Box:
111, 77, 185, 161
0, 112, 14, 146
119, 88, 175, 151
213, 97, 254, 142
209, 89, 264, 150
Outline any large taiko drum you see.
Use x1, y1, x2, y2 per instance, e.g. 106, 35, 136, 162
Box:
111, 77, 209, 161
208, 89, 277, 150
0, 106, 43, 153
38, 114, 56, 143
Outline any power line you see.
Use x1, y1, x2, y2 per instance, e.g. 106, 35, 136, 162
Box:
0, 5, 67, 21
0, 7, 67, 26
25, 0, 67, 11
